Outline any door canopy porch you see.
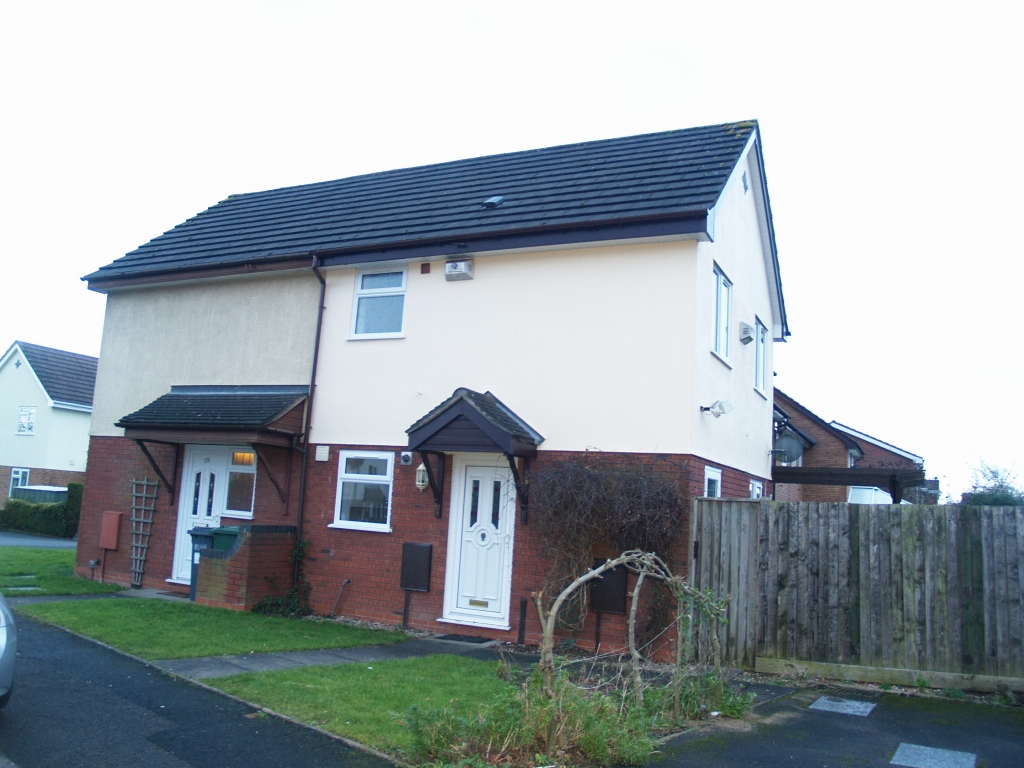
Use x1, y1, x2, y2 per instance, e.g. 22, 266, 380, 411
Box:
771, 466, 927, 504
406, 388, 544, 520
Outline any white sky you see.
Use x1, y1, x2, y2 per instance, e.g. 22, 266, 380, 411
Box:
1, 1, 1020, 498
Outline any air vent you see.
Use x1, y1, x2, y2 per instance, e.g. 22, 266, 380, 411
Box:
482, 196, 504, 208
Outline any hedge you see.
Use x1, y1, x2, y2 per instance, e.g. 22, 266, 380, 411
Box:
0, 482, 83, 538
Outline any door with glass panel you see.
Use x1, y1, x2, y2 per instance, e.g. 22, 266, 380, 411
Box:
446, 461, 516, 626
171, 445, 258, 583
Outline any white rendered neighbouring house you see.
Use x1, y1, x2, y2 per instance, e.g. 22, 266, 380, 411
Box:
0, 341, 97, 504
75, 121, 789, 646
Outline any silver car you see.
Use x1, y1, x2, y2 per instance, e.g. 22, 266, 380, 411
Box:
0, 593, 15, 710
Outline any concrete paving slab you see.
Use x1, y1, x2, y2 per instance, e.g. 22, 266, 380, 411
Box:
275, 649, 356, 667
218, 653, 305, 673
891, 743, 977, 768
809, 694, 877, 716
157, 657, 252, 679
114, 588, 190, 602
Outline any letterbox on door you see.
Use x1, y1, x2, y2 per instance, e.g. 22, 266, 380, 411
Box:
99, 511, 123, 551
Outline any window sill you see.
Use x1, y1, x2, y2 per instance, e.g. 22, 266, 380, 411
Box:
328, 522, 392, 534
754, 387, 768, 401
710, 350, 732, 369
222, 512, 254, 521
347, 333, 405, 341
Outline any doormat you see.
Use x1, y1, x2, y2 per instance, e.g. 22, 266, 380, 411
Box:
436, 634, 493, 644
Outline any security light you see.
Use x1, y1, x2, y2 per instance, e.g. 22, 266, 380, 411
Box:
700, 400, 734, 418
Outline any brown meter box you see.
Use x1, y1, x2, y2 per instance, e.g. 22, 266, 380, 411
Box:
100, 511, 123, 550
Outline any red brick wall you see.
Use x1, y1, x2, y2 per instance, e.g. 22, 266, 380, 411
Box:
773, 391, 853, 503
1, 466, 86, 504
195, 526, 296, 610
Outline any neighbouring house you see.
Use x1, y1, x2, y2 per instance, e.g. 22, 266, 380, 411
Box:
0, 341, 97, 504
75, 121, 789, 648
772, 389, 937, 504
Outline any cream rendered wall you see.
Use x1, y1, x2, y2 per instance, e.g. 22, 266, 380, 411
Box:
0, 349, 91, 470
690, 150, 775, 479
91, 270, 321, 436
0, 351, 50, 468
314, 240, 700, 455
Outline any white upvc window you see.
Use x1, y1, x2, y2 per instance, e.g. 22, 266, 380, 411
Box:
713, 265, 732, 361
9, 468, 30, 494
225, 449, 258, 518
754, 318, 768, 393
350, 268, 407, 338
331, 450, 394, 532
16, 406, 36, 435
749, 479, 764, 499
704, 466, 723, 498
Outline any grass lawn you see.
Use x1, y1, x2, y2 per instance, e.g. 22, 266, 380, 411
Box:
0, 546, 124, 597
213, 654, 510, 755
17, 598, 408, 660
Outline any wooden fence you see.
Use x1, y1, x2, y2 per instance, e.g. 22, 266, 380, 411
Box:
689, 499, 1024, 680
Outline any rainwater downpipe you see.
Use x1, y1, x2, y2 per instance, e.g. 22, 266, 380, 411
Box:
294, 254, 326, 585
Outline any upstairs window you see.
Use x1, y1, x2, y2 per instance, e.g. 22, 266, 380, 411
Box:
754, 318, 768, 393
16, 406, 36, 435
713, 265, 732, 360
332, 450, 394, 532
352, 269, 406, 338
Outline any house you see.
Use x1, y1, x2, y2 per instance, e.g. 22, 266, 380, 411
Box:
772, 389, 937, 503
0, 342, 97, 504
75, 121, 789, 645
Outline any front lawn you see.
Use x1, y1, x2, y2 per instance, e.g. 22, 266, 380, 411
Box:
212, 654, 510, 755
0, 546, 124, 597
18, 598, 407, 660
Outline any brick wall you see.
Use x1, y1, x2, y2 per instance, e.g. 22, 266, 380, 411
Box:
773, 391, 855, 503
195, 526, 296, 610
1, 465, 87, 504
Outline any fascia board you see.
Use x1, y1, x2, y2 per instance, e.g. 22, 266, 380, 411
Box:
52, 401, 92, 413
830, 422, 924, 464
744, 132, 789, 342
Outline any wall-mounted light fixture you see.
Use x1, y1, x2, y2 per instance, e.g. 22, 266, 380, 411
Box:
700, 400, 734, 418
415, 463, 429, 491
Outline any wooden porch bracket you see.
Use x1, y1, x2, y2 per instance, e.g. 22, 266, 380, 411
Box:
506, 455, 530, 524
253, 445, 289, 506
418, 450, 445, 517
133, 440, 179, 499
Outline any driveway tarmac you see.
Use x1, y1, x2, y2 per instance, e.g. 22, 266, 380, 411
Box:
656, 685, 1024, 767
0, 617, 390, 768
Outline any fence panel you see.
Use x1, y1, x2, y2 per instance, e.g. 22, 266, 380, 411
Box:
689, 500, 1024, 679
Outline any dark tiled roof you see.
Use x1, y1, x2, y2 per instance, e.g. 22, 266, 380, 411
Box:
84, 122, 758, 283
116, 385, 308, 429
408, 388, 544, 446
16, 341, 98, 407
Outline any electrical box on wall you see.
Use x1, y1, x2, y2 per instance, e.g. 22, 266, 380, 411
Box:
738, 322, 755, 345
445, 259, 474, 281
400, 451, 413, 465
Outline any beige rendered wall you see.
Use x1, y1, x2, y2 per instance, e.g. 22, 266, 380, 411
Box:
690, 150, 776, 479
91, 270, 321, 436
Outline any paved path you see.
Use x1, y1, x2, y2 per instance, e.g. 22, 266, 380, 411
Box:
156, 637, 511, 679
656, 686, 1024, 767
0, 532, 76, 549
0, 617, 391, 768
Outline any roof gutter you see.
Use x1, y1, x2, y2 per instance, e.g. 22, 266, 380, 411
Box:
294, 255, 327, 584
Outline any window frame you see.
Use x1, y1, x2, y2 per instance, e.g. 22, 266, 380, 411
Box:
754, 317, 768, 395
16, 406, 37, 436
224, 448, 258, 519
330, 450, 395, 532
9, 468, 29, 495
712, 264, 732, 363
349, 267, 408, 340
749, 479, 764, 499
704, 466, 723, 498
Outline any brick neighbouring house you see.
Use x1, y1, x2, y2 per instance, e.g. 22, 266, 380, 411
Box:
1, 341, 97, 504
772, 389, 937, 504
75, 121, 789, 651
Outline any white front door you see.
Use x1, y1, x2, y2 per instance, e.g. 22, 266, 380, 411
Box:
171, 446, 228, 583
442, 455, 516, 629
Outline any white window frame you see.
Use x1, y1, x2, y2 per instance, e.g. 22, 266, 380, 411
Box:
9, 468, 30, 494
713, 264, 732, 362
330, 450, 395, 532
349, 267, 407, 340
704, 466, 723, 498
749, 479, 764, 499
224, 448, 258, 519
754, 318, 768, 394
16, 406, 36, 435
